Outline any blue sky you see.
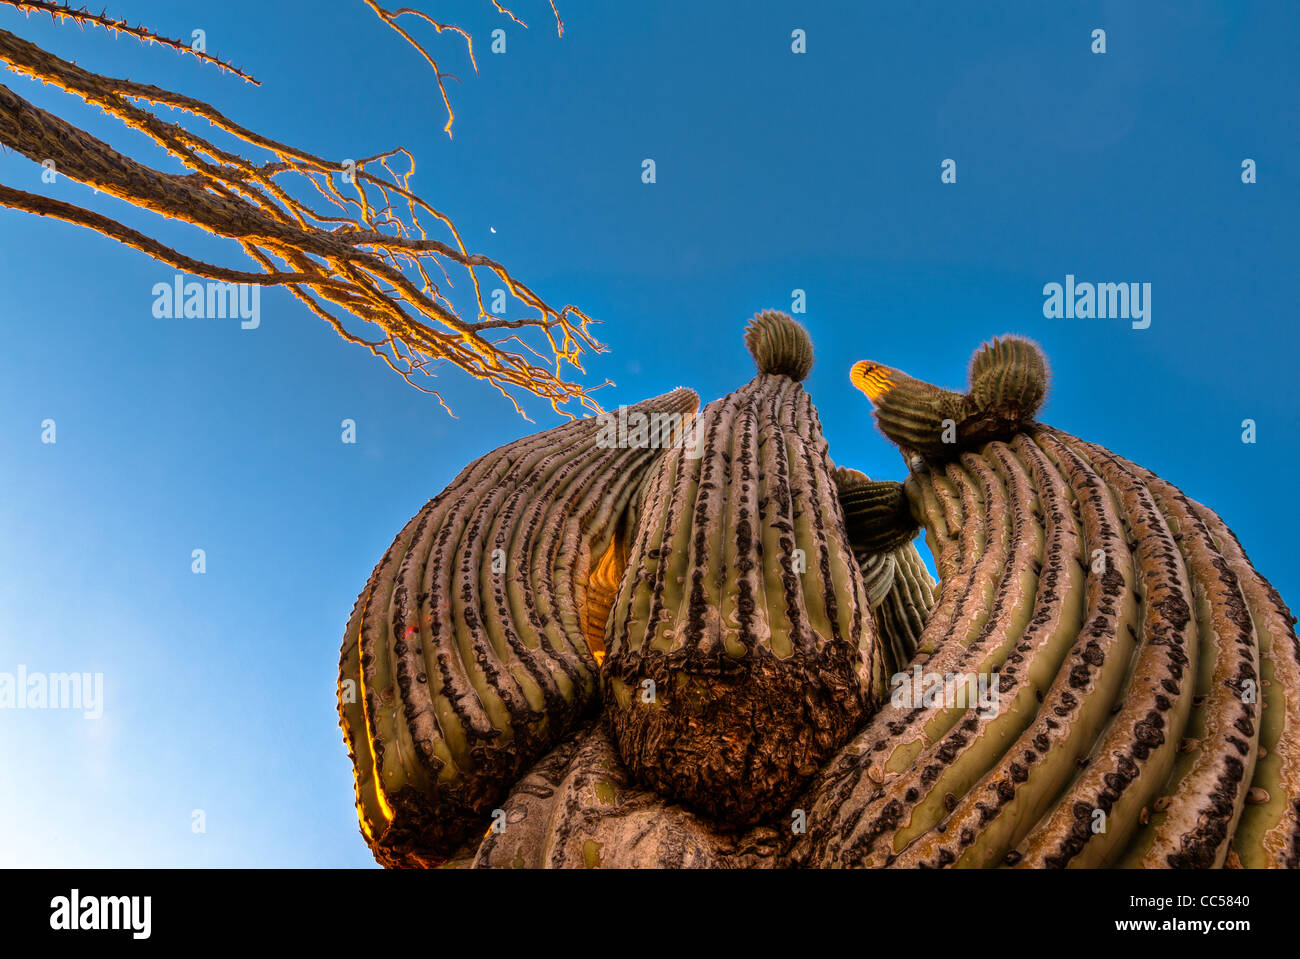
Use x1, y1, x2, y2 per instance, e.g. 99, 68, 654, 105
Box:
1, 0, 1296, 866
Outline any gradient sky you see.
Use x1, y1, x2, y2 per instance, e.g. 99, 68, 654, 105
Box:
1, 0, 1296, 867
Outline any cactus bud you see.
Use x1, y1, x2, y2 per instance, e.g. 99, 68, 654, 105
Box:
745, 309, 814, 381
968, 335, 1048, 423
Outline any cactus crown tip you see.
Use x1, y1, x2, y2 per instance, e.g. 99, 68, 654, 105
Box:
968, 333, 1050, 419
669, 384, 700, 403
849, 360, 901, 405
969, 332, 1043, 362
744, 310, 814, 381
968, 333, 1048, 373
831, 464, 871, 491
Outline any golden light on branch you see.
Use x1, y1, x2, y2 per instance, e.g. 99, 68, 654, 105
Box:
0, 0, 605, 418
4, 0, 261, 83
359, 0, 563, 136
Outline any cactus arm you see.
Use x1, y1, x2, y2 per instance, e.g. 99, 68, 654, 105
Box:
1082, 440, 1278, 868
802, 431, 1127, 868
884, 444, 1044, 854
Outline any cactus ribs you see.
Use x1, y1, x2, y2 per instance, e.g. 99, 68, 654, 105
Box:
340, 313, 1300, 868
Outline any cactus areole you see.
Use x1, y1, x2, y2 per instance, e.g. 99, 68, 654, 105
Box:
339, 312, 1300, 868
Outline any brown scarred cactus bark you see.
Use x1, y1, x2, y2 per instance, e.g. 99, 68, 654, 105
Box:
460, 721, 788, 868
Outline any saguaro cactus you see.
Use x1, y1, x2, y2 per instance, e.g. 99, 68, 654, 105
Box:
342, 318, 1299, 869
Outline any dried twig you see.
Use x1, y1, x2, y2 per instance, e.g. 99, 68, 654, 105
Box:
0, 1, 602, 418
